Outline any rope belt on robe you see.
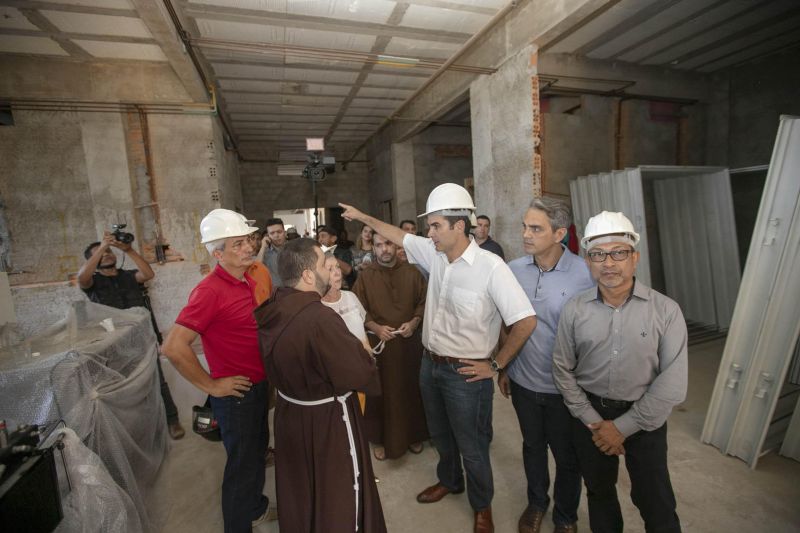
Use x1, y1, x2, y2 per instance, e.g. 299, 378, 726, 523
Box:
367, 330, 395, 355
277, 390, 361, 532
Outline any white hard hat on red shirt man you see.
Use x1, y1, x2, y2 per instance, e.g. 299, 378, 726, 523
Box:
417, 183, 478, 226
200, 209, 259, 244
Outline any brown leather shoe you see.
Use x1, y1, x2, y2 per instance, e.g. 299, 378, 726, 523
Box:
554, 524, 577, 533
474, 507, 494, 533
416, 483, 464, 503
518, 505, 545, 533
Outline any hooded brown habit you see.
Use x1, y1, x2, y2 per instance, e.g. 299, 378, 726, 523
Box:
255, 287, 386, 533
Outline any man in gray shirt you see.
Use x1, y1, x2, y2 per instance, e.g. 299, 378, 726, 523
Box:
553, 211, 687, 533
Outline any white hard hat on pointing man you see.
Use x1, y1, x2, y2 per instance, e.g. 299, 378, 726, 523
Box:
418, 183, 478, 226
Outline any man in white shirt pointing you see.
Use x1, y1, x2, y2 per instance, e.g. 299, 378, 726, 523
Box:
341, 183, 536, 533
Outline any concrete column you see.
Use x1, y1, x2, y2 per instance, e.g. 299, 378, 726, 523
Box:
471, 44, 538, 261
391, 140, 417, 224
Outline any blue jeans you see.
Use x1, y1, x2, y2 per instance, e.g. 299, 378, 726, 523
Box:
510, 380, 581, 526
419, 354, 494, 511
210, 380, 269, 533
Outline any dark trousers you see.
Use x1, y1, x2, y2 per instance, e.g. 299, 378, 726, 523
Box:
510, 380, 581, 526
419, 355, 494, 511
572, 399, 681, 533
156, 357, 179, 423
210, 380, 269, 533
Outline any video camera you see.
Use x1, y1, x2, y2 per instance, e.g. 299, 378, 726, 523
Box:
111, 223, 134, 244
302, 137, 336, 182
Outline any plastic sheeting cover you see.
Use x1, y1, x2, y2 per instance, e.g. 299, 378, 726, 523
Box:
47, 428, 143, 533
0, 301, 168, 531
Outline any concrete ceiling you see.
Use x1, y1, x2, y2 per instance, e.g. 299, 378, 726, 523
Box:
543, 0, 800, 73
2, 0, 799, 163
175, 0, 506, 161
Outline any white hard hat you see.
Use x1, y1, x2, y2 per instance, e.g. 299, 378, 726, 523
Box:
200, 209, 259, 244
418, 183, 478, 225
581, 211, 640, 250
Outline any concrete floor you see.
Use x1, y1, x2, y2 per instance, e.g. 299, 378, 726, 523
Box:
157, 338, 800, 532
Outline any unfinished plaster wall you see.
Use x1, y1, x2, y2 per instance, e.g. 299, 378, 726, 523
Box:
0, 110, 102, 284
621, 100, 705, 168
366, 123, 473, 229
1, 109, 240, 336
543, 96, 708, 200
239, 160, 369, 237
391, 141, 417, 225
9, 283, 81, 338
145, 114, 230, 329
471, 45, 536, 261
542, 95, 615, 199
212, 119, 243, 213
412, 125, 473, 218
728, 48, 800, 169
368, 144, 394, 221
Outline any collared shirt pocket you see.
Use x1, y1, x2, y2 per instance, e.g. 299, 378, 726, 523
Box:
450, 286, 479, 318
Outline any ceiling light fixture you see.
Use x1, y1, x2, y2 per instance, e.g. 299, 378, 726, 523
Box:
377, 54, 420, 68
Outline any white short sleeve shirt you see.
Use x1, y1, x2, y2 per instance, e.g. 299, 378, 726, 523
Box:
403, 234, 535, 359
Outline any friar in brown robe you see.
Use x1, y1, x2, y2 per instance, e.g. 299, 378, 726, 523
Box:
254, 238, 386, 533
352, 232, 429, 460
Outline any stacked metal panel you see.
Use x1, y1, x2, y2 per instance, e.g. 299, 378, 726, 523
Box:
701, 115, 800, 467
569, 165, 740, 329
652, 169, 741, 329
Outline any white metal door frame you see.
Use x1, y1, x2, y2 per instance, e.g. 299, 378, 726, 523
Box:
701, 115, 800, 467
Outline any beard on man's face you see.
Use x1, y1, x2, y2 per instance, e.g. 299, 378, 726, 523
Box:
314, 270, 330, 296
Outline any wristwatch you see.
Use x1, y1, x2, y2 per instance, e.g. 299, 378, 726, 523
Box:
489, 357, 503, 373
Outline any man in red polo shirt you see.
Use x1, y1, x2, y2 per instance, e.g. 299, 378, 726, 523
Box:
163, 209, 272, 533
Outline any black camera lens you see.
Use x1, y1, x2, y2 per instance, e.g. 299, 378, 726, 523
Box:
113, 230, 135, 244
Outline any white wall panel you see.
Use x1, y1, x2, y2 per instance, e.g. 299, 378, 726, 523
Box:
702, 116, 800, 468
654, 175, 717, 325
700, 170, 741, 328
625, 168, 651, 287
571, 165, 738, 317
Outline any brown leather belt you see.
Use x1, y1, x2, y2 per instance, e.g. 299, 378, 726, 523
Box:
424, 349, 487, 365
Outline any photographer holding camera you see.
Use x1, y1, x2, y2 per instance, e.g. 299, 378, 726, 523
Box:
77, 229, 185, 440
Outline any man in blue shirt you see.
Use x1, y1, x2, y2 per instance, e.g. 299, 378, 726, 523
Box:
502, 197, 595, 533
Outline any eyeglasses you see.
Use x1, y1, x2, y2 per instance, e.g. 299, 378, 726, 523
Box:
587, 249, 633, 262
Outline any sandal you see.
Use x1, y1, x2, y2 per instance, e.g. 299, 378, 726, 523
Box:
373, 446, 386, 461
408, 442, 424, 454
